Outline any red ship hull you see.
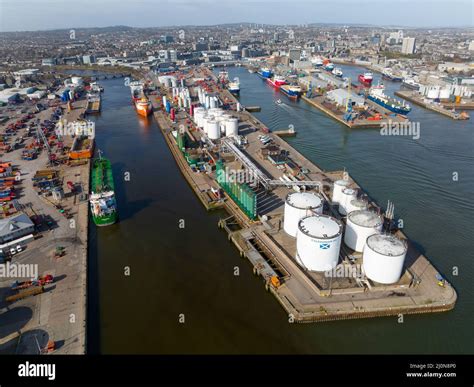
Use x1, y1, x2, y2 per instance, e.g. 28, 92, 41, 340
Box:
358, 75, 373, 86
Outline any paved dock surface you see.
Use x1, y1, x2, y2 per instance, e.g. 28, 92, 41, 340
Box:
0, 99, 88, 354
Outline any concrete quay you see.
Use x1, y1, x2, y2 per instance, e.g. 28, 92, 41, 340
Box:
0, 99, 89, 354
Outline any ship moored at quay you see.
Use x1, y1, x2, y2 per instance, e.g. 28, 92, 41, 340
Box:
144, 66, 456, 323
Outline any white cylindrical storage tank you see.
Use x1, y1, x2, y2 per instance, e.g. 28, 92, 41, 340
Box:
427, 87, 439, 99
296, 215, 343, 272
202, 116, 211, 133
214, 115, 227, 134
284, 192, 324, 237
339, 188, 357, 215
195, 112, 204, 127
207, 119, 220, 140
210, 97, 218, 109
71, 76, 83, 85
344, 210, 383, 252
439, 88, 450, 99
332, 179, 350, 205
363, 234, 407, 284
346, 198, 368, 214
225, 118, 239, 137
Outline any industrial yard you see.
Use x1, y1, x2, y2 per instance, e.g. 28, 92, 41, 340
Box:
144, 66, 457, 323
0, 77, 91, 354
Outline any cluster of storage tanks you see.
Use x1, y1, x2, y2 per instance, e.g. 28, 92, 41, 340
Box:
171, 87, 192, 109
419, 84, 472, 99
192, 107, 239, 140
158, 75, 178, 88
196, 86, 221, 109
282, 181, 407, 284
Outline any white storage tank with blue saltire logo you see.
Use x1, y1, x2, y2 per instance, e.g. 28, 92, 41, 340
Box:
344, 210, 383, 252
363, 234, 407, 284
284, 192, 324, 237
296, 215, 343, 272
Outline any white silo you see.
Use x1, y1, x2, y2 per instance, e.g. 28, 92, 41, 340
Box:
439, 87, 450, 100
284, 192, 324, 237
207, 119, 220, 140
332, 179, 350, 205
339, 188, 358, 215
296, 215, 343, 272
210, 97, 218, 109
225, 118, 239, 137
214, 115, 227, 134
344, 210, 383, 252
345, 198, 368, 214
71, 76, 83, 85
363, 234, 407, 284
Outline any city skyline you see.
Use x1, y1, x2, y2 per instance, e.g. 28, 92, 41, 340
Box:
0, 0, 472, 32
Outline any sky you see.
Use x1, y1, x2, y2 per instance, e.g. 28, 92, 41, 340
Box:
0, 0, 472, 32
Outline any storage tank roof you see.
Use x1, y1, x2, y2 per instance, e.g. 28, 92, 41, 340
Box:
367, 234, 407, 256
287, 192, 322, 209
299, 215, 342, 239
350, 199, 367, 207
348, 210, 383, 227
342, 188, 357, 195
334, 179, 350, 187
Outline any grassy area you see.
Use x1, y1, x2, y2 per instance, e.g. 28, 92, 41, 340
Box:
379, 51, 422, 60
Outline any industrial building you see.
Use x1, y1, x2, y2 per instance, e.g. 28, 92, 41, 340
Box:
0, 213, 35, 244
326, 89, 365, 108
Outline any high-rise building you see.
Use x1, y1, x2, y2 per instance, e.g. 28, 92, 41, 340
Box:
401, 37, 416, 55
289, 48, 301, 62
168, 49, 177, 61
468, 41, 474, 51
161, 35, 174, 44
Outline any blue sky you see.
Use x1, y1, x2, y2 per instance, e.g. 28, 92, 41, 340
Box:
0, 0, 472, 32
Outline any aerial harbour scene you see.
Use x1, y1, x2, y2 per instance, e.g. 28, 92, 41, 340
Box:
0, 1, 472, 382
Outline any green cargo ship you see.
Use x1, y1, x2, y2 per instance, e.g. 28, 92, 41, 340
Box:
90, 155, 117, 226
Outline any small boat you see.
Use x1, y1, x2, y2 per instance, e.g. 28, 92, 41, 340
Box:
312, 57, 323, 67
323, 59, 335, 71
275, 99, 282, 105
280, 85, 302, 100
267, 75, 287, 88
382, 69, 403, 82
218, 70, 229, 84
368, 84, 411, 115
90, 152, 118, 227
228, 78, 240, 94
135, 97, 152, 117
358, 72, 373, 86
257, 67, 273, 79
332, 67, 343, 77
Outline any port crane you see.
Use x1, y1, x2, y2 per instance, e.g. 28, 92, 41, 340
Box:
36, 126, 54, 166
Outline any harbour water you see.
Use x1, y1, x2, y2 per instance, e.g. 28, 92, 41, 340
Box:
88, 66, 473, 354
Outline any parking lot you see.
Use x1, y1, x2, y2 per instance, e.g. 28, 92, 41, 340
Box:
0, 93, 88, 354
